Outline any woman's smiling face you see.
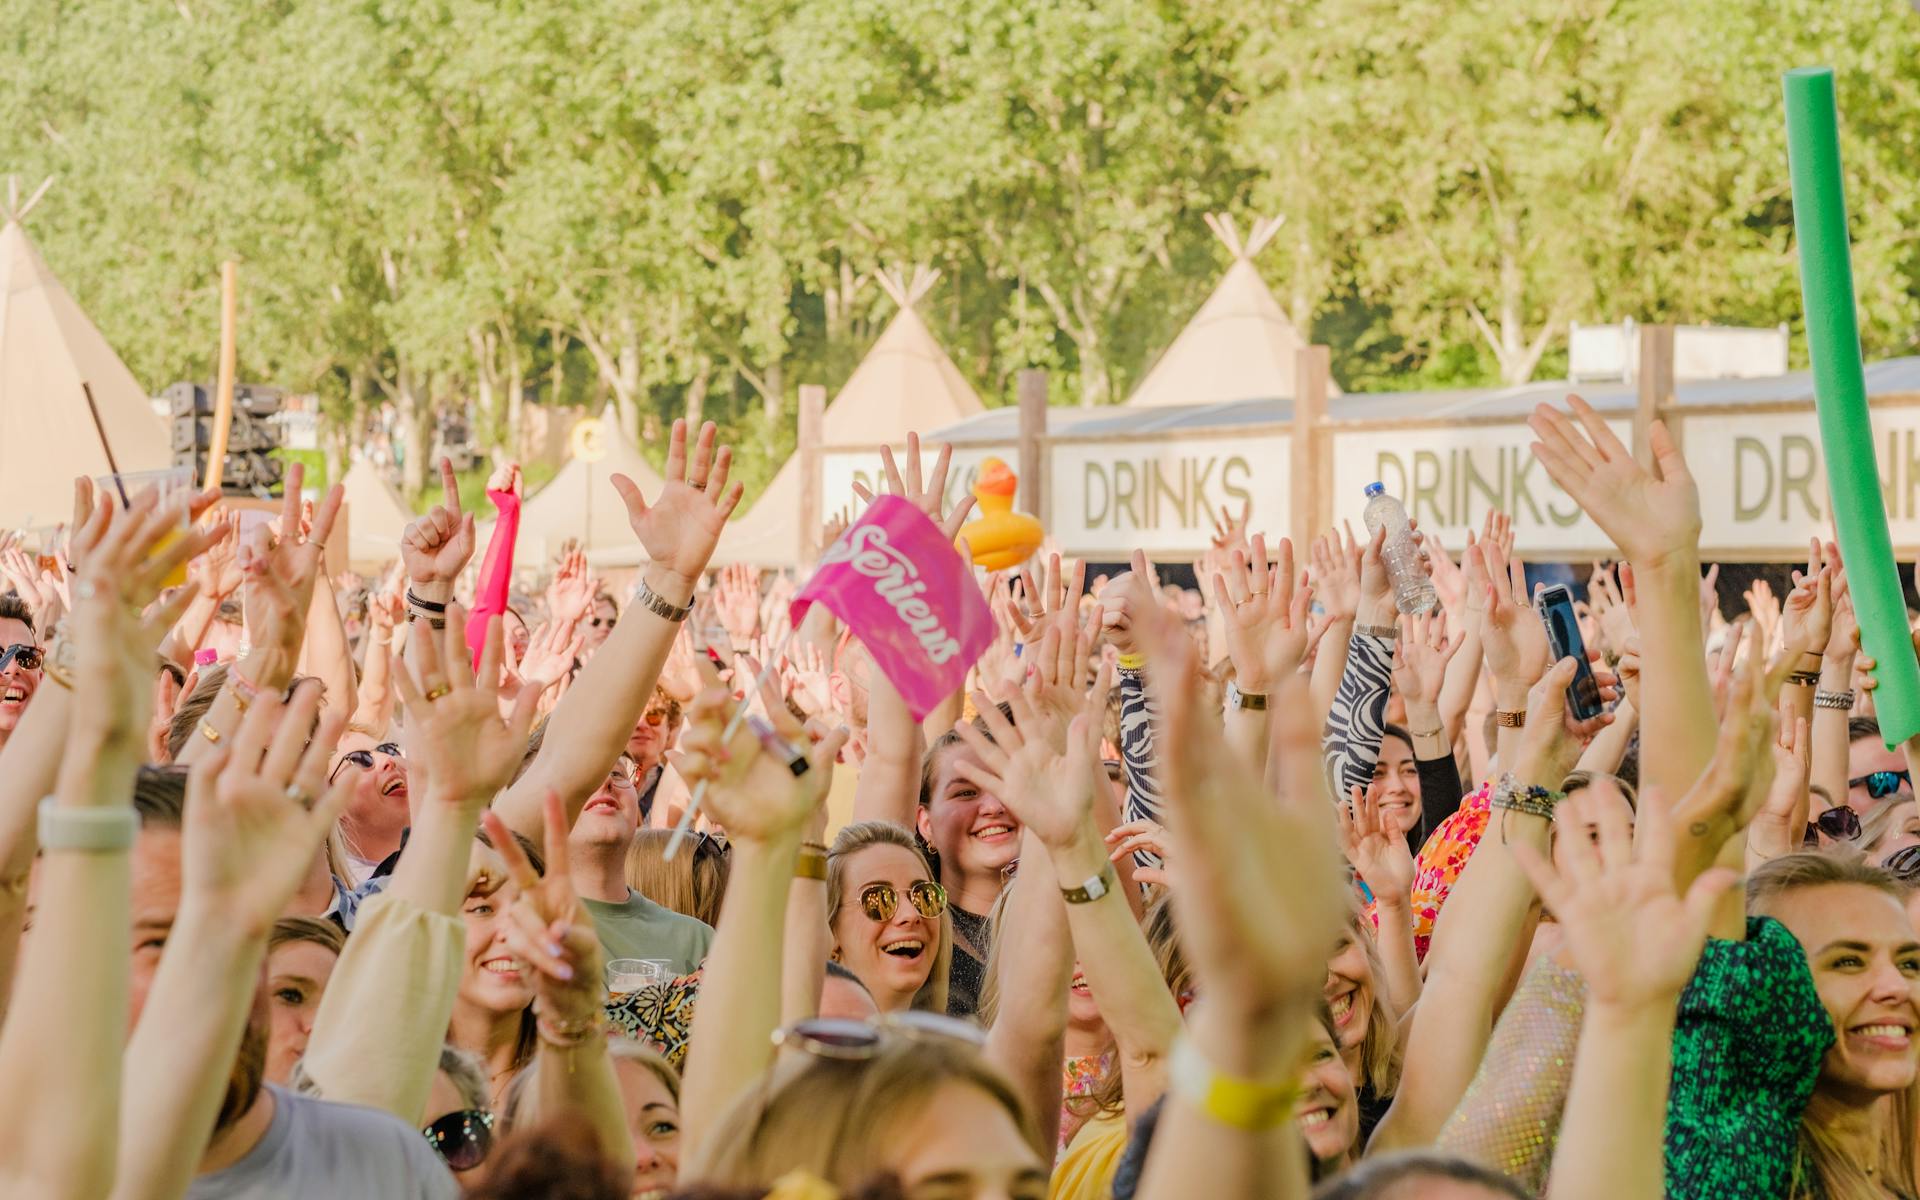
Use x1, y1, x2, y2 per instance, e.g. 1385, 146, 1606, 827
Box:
831, 844, 941, 1011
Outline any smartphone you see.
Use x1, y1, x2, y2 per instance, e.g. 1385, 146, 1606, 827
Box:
1538, 585, 1605, 722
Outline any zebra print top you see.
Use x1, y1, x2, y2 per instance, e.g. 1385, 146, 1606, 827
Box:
1117, 665, 1164, 868
1321, 630, 1398, 802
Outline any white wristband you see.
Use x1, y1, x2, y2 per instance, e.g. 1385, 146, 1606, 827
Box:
38, 797, 137, 853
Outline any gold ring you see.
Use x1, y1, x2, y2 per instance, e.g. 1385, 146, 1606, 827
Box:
284, 784, 313, 808
424, 683, 452, 702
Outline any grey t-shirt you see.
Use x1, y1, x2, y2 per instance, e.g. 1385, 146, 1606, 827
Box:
580, 889, 713, 976
186, 1084, 457, 1199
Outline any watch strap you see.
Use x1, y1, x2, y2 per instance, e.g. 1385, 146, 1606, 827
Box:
1354, 622, 1400, 640
1226, 681, 1268, 712
1061, 861, 1117, 905
634, 579, 692, 623
1495, 709, 1526, 728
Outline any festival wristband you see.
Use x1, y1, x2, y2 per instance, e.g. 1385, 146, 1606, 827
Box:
634, 579, 691, 623
1169, 1035, 1300, 1131
1061, 862, 1117, 905
1116, 652, 1146, 671
37, 797, 137, 853
795, 847, 828, 881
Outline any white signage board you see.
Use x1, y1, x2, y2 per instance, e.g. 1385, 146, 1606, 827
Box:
1680, 406, 1920, 554
1048, 434, 1288, 559
1330, 423, 1627, 556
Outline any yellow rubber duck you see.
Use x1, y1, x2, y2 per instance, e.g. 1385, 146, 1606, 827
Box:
959, 457, 1044, 571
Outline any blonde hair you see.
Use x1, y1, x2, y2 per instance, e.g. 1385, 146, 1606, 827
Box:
627, 828, 731, 927
1345, 900, 1402, 1101
607, 1038, 683, 1102
685, 1038, 1028, 1189
1748, 853, 1919, 1200
827, 822, 952, 1014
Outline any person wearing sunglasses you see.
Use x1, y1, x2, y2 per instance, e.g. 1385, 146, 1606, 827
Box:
330, 735, 411, 883
418, 1047, 495, 1179
825, 821, 952, 1015
625, 687, 684, 825
583, 590, 620, 654
1845, 716, 1913, 814
0, 594, 42, 755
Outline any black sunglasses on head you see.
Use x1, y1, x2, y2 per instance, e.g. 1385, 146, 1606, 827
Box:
0, 644, 41, 673
1805, 806, 1863, 846
1885, 844, 1920, 882
422, 1108, 494, 1172
329, 742, 403, 782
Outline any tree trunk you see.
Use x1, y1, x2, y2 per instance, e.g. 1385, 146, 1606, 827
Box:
395, 363, 429, 497
549, 328, 568, 408
1290, 230, 1314, 338
469, 326, 498, 448
617, 311, 642, 422
505, 338, 524, 461
762, 358, 784, 422
1075, 338, 1109, 406
1497, 240, 1527, 386
684, 357, 710, 430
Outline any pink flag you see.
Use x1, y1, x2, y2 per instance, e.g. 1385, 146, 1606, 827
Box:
791, 495, 992, 722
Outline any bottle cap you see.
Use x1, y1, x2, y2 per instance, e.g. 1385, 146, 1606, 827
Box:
1365, 482, 1385, 497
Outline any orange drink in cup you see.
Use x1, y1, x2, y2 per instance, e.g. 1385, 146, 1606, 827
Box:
98, 466, 195, 588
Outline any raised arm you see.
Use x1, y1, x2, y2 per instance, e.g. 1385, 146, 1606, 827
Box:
1530, 397, 1712, 799
1215, 534, 1314, 772
1308, 529, 1363, 728
0, 485, 208, 1197
674, 681, 846, 1165
959, 668, 1182, 1120
464, 463, 523, 667
1395, 609, 1466, 831
350, 584, 403, 734
302, 610, 539, 1120
497, 420, 742, 844
1322, 525, 1399, 799
1100, 551, 1167, 840
113, 683, 350, 1200
1134, 634, 1347, 1200
1368, 655, 1612, 1153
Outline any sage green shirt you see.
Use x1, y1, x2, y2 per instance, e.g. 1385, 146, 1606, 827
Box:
579, 890, 712, 977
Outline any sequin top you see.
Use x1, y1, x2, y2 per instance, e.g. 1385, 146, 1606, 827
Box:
1437, 918, 1831, 1200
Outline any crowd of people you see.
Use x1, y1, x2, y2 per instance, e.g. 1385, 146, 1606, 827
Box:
3, 399, 1919, 1199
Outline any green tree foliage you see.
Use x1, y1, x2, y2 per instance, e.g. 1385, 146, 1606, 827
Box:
1, 0, 1916, 499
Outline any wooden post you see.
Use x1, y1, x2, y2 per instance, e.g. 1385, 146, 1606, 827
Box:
797, 384, 825, 564
206, 261, 239, 491
1291, 346, 1331, 552
1634, 323, 1674, 465
1017, 369, 1048, 520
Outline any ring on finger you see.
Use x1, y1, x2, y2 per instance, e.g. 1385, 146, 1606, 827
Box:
689, 476, 709, 490
423, 682, 453, 703
284, 784, 313, 808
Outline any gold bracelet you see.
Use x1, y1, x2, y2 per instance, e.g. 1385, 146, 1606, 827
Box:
1495, 709, 1526, 728
795, 848, 828, 881
535, 1006, 606, 1048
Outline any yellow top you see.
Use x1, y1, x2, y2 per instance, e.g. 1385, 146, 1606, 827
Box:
1047, 1110, 1129, 1200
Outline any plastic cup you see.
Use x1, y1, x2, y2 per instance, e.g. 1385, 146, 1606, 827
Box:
604, 957, 671, 995
98, 466, 194, 588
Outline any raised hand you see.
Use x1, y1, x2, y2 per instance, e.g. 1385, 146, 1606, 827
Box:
1213, 533, 1314, 693
952, 675, 1107, 851
400, 457, 475, 586
1528, 394, 1700, 566
545, 548, 592, 625
713, 563, 761, 645
1356, 522, 1394, 627
511, 617, 583, 700
781, 641, 836, 720
1666, 623, 1778, 866
613, 419, 743, 594
486, 460, 524, 499
1476, 540, 1550, 692
850, 432, 975, 541
1744, 578, 1783, 655
1587, 563, 1636, 656
1106, 817, 1174, 887
1426, 532, 1467, 618
1779, 539, 1836, 661
672, 680, 846, 844
1512, 779, 1732, 1010
0, 545, 64, 630
1012, 551, 1086, 648
1511, 655, 1618, 784
1699, 563, 1722, 631
481, 791, 602, 1020
1097, 549, 1158, 656
1391, 609, 1461, 712
393, 605, 543, 808
1308, 527, 1363, 624
1338, 785, 1417, 904
1748, 697, 1811, 865
181, 680, 351, 936
186, 513, 241, 602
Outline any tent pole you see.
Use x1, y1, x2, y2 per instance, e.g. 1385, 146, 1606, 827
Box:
207, 260, 239, 491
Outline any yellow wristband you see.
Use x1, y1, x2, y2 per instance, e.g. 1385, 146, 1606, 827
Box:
795, 848, 828, 881
1116, 652, 1146, 671
1170, 1035, 1300, 1131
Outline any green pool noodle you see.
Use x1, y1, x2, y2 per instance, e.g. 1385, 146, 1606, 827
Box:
1784, 66, 1920, 746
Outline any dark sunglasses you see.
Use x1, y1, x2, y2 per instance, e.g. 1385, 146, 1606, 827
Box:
0, 644, 41, 672
329, 742, 403, 782
421, 1108, 494, 1172
1806, 806, 1863, 846
1885, 844, 1920, 882
847, 880, 947, 924
1851, 770, 1912, 800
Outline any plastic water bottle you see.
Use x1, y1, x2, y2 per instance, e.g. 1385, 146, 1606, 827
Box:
1362, 483, 1437, 615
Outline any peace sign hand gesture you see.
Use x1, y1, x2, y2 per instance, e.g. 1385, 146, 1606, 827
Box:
481, 791, 603, 1024
402, 458, 476, 588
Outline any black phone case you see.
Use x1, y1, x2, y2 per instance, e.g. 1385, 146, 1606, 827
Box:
1539, 586, 1605, 722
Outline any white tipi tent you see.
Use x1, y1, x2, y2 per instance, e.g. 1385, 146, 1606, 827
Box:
340, 456, 417, 570
515, 407, 668, 568
1124, 214, 1337, 409
713, 267, 987, 568
0, 191, 170, 529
